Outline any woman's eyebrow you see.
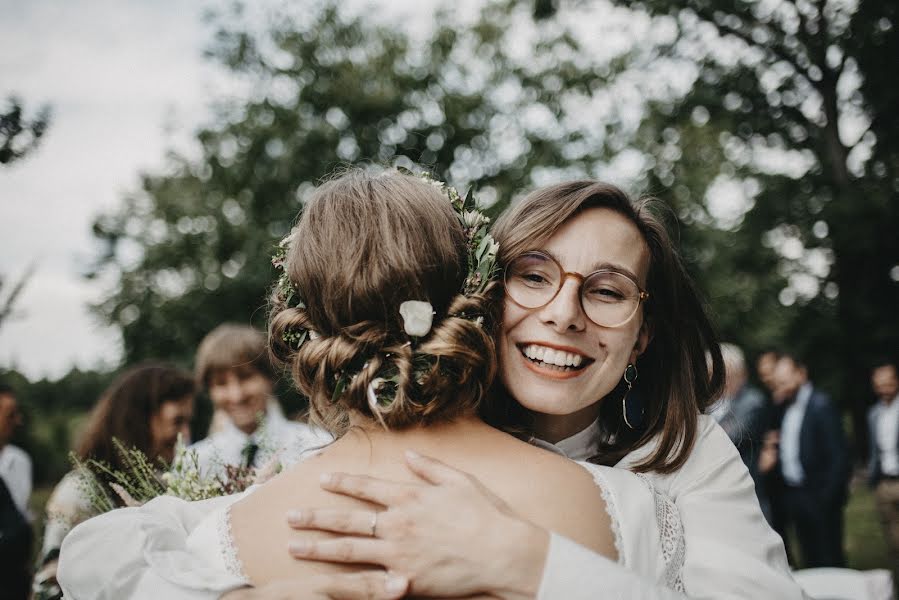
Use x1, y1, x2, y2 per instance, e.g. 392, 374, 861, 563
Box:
540, 249, 641, 283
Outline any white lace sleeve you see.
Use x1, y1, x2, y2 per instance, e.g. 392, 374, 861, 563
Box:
638, 473, 686, 592
536, 462, 689, 600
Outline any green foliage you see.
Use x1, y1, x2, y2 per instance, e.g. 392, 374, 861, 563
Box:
88, 0, 896, 425
0, 97, 51, 165
88, 1, 635, 369
3, 368, 115, 485
595, 0, 898, 415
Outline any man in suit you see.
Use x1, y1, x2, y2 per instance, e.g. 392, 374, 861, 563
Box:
766, 353, 849, 568
711, 344, 769, 514
867, 361, 899, 575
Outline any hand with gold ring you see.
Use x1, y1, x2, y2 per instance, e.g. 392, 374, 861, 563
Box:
285, 451, 548, 600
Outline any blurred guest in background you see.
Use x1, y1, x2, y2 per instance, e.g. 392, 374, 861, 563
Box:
0, 383, 32, 600
33, 363, 194, 600
710, 344, 769, 515
756, 350, 780, 396
764, 353, 849, 568
190, 324, 329, 476
867, 360, 899, 577
0, 384, 31, 518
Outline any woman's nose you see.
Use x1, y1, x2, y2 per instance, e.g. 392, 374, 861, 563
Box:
537, 278, 586, 332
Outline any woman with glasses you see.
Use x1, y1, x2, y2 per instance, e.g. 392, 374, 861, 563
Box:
286, 181, 804, 599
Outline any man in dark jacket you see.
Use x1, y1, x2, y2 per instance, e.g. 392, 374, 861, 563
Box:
766, 353, 849, 568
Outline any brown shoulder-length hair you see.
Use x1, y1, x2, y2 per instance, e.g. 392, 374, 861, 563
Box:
488, 180, 724, 473
76, 362, 195, 469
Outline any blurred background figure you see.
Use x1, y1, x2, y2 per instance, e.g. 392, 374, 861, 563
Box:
763, 353, 849, 568
190, 324, 329, 476
0, 383, 31, 518
756, 350, 780, 397
0, 383, 32, 600
710, 343, 769, 516
867, 360, 899, 579
32, 363, 194, 600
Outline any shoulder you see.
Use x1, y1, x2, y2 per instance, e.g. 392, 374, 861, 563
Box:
867, 402, 881, 420
626, 414, 751, 499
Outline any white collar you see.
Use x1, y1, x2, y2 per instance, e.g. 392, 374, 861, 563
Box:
220, 406, 287, 443
531, 419, 602, 461
794, 382, 813, 409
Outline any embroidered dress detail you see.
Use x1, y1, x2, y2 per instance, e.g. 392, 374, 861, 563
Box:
217, 505, 248, 580
578, 462, 625, 564
638, 473, 686, 592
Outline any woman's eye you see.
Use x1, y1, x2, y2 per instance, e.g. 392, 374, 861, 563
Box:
586, 286, 625, 301
521, 272, 551, 286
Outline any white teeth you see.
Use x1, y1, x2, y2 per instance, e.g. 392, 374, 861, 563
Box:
521, 344, 587, 368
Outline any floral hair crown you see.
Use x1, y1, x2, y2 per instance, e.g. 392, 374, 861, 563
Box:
270, 170, 500, 419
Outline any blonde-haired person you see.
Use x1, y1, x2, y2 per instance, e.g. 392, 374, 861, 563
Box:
286, 181, 804, 598
57, 170, 681, 599
191, 323, 330, 476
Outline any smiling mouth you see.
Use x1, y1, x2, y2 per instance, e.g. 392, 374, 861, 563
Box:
517, 343, 593, 373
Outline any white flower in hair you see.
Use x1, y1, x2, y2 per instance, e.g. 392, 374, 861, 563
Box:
399, 300, 434, 337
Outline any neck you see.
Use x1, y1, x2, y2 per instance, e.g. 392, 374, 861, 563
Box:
882, 394, 898, 407
533, 402, 600, 444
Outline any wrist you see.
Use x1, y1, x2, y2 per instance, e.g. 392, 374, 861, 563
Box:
491, 518, 549, 600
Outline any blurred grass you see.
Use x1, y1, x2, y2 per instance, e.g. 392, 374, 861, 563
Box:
783, 473, 893, 575
844, 479, 892, 572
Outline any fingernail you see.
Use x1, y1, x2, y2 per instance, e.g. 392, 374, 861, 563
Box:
385, 573, 407, 594
405, 449, 420, 461
288, 540, 310, 554
286, 510, 302, 524
320, 472, 333, 485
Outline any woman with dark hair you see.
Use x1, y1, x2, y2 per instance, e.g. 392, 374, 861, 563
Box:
285, 180, 802, 598
34, 362, 194, 597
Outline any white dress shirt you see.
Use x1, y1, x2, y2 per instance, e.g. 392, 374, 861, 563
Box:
190, 405, 331, 478
0, 443, 32, 516
779, 382, 812, 486
875, 394, 899, 477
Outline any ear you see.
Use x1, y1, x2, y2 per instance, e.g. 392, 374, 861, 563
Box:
629, 319, 653, 364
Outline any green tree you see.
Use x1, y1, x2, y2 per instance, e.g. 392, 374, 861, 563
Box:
576, 0, 898, 447
89, 2, 641, 366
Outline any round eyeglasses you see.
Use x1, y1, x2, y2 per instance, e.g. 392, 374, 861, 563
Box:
504, 251, 649, 328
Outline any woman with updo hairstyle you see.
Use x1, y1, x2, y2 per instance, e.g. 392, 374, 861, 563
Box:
58, 169, 681, 599
267, 169, 496, 434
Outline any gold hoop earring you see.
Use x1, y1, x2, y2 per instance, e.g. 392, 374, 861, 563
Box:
622, 363, 641, 430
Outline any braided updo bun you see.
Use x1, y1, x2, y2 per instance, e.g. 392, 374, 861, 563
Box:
269, 169, 500, 435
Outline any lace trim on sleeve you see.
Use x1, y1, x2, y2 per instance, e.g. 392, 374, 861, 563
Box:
217, 504, 248, 581
579, 463, 625, 565
638, 473, 686, 592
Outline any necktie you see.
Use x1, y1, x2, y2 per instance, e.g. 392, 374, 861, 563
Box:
242, 440, 259, 469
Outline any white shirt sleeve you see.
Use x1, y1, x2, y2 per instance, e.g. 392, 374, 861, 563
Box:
538, 416, 807, 599
57, 493, 248, 600
539, 533, 687, 600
